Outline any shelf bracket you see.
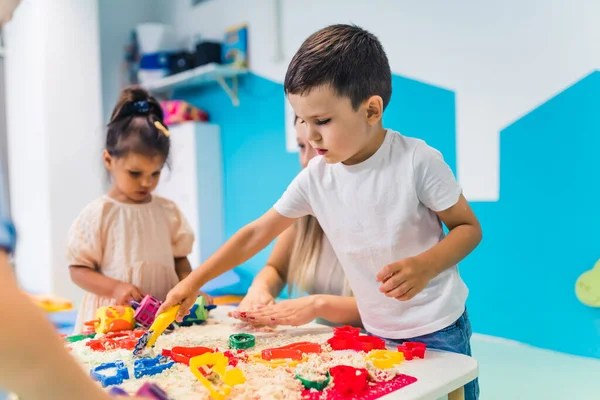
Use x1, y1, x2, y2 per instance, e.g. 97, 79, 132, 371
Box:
215, 75, 240, 106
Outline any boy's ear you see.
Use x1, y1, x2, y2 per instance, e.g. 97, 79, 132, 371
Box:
365, 95, 384, 125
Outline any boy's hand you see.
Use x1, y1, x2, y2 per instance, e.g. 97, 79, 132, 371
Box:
243, 296, 318, 327
112, 282, 144, 305
376, 257, 435, 301
156, 281, 199, 321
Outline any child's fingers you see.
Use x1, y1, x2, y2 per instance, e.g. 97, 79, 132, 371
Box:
132, 288, 144, 302
156, 297, 177, 316
376, 263, 400, 282
176, 296, 196, 321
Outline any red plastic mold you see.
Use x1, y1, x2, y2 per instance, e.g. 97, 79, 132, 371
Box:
261, 341, 322, 361
162, 346, 214, 366
397, 341, 427, 360
86, 330, 147, 352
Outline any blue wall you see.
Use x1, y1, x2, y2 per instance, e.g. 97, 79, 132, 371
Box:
464, 71, 600, 358
178, 70, 600, 359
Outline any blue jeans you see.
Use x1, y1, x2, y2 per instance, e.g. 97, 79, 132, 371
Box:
373, 310, 479, 400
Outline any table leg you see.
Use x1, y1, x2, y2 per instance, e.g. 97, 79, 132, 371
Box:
448, 386, 465, 400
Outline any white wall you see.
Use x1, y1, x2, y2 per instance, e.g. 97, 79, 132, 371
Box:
98, 0, 162, 122
159, 0, 600, 201
5, 0, 104, 301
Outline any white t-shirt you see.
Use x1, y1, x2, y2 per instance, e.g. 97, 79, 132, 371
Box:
274, 129, 468, 339
311, 235, 347, 297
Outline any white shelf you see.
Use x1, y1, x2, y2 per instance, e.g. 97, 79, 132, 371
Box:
143, 63, 248, 106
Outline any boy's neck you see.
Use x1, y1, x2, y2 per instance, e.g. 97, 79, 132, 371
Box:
343, 126, 387, 166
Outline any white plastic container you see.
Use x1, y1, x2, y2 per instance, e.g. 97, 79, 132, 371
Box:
136, 23, 178, 53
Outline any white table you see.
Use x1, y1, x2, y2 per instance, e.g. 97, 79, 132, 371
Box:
213, 305, 478, 400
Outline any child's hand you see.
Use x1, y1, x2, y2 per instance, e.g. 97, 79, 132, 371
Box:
376, 257, 435, 301
242, 296, 317, 327
112, 282, 145, 305
156, 281, 198, 321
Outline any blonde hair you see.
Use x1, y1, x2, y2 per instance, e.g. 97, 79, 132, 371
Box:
287, 215, 353, 297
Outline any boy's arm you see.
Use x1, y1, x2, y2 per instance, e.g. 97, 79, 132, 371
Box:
377, 143, 482, 300
377, 195, 481, 300
421, 194, 482, 274
158, 209, 297, 318
0, 253, 117, 400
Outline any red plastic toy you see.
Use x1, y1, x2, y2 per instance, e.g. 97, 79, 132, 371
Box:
221, 349, 249, 367
327, 326, 385, 352
396, 342, 427, 360
261, 341, 322, 361
332, 325, 361, 337
162, 346, 214, 366
329, 365, 369, 396
86, 330, 147, 352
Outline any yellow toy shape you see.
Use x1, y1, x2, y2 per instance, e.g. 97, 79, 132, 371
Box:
576, 259, 600, 307
248, 353, 305, 368
93, 306, 135, 334
146, 305, 180, 348
367, 349, 405, 369
190, 352, 245, 400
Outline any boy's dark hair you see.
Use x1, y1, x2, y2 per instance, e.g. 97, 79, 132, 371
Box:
106, 87, 170, 161
284, 24, 392, 110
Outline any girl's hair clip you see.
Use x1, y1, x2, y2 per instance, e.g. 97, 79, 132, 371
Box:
154, 121, 170, 137
124, 100, 150, 115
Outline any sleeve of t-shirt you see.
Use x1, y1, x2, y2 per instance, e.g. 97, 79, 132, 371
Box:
273, 167, 313, 218
413, 142, 463, 212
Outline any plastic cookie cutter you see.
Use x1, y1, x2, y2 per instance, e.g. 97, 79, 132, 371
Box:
327, 332, 386, 352
84, 305, 136, 334
87, 330, 147, 352
64, 333, 95, 343
135, 382, 171, 400
109, 383, 170, 400
221, 349, 249, 367
296, 371, 331, 391
162, 346, 214, 365
249, 353, 305, 368
332, 325, 361, 337
228, 333, 255, 350
367, 349, 405, 369
130, 295, 175, 331
396, 341, 427, 360
133, 355, 175, 379
189, 352, 246, 400
133, 305, 180, 354
329, 365, 369, 396
178, 296, 216, 327
261, 341, 322, 361
90, 360, 130, 387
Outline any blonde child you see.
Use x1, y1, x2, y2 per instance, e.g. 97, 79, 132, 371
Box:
68, 87, 209, 333
234, 116, 359, 327
159, 25, 481, 399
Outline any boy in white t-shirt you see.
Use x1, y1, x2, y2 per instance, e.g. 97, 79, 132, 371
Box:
159, 24, 481, 399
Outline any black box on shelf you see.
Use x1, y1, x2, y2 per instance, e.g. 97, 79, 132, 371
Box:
194, 41, 222, 67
